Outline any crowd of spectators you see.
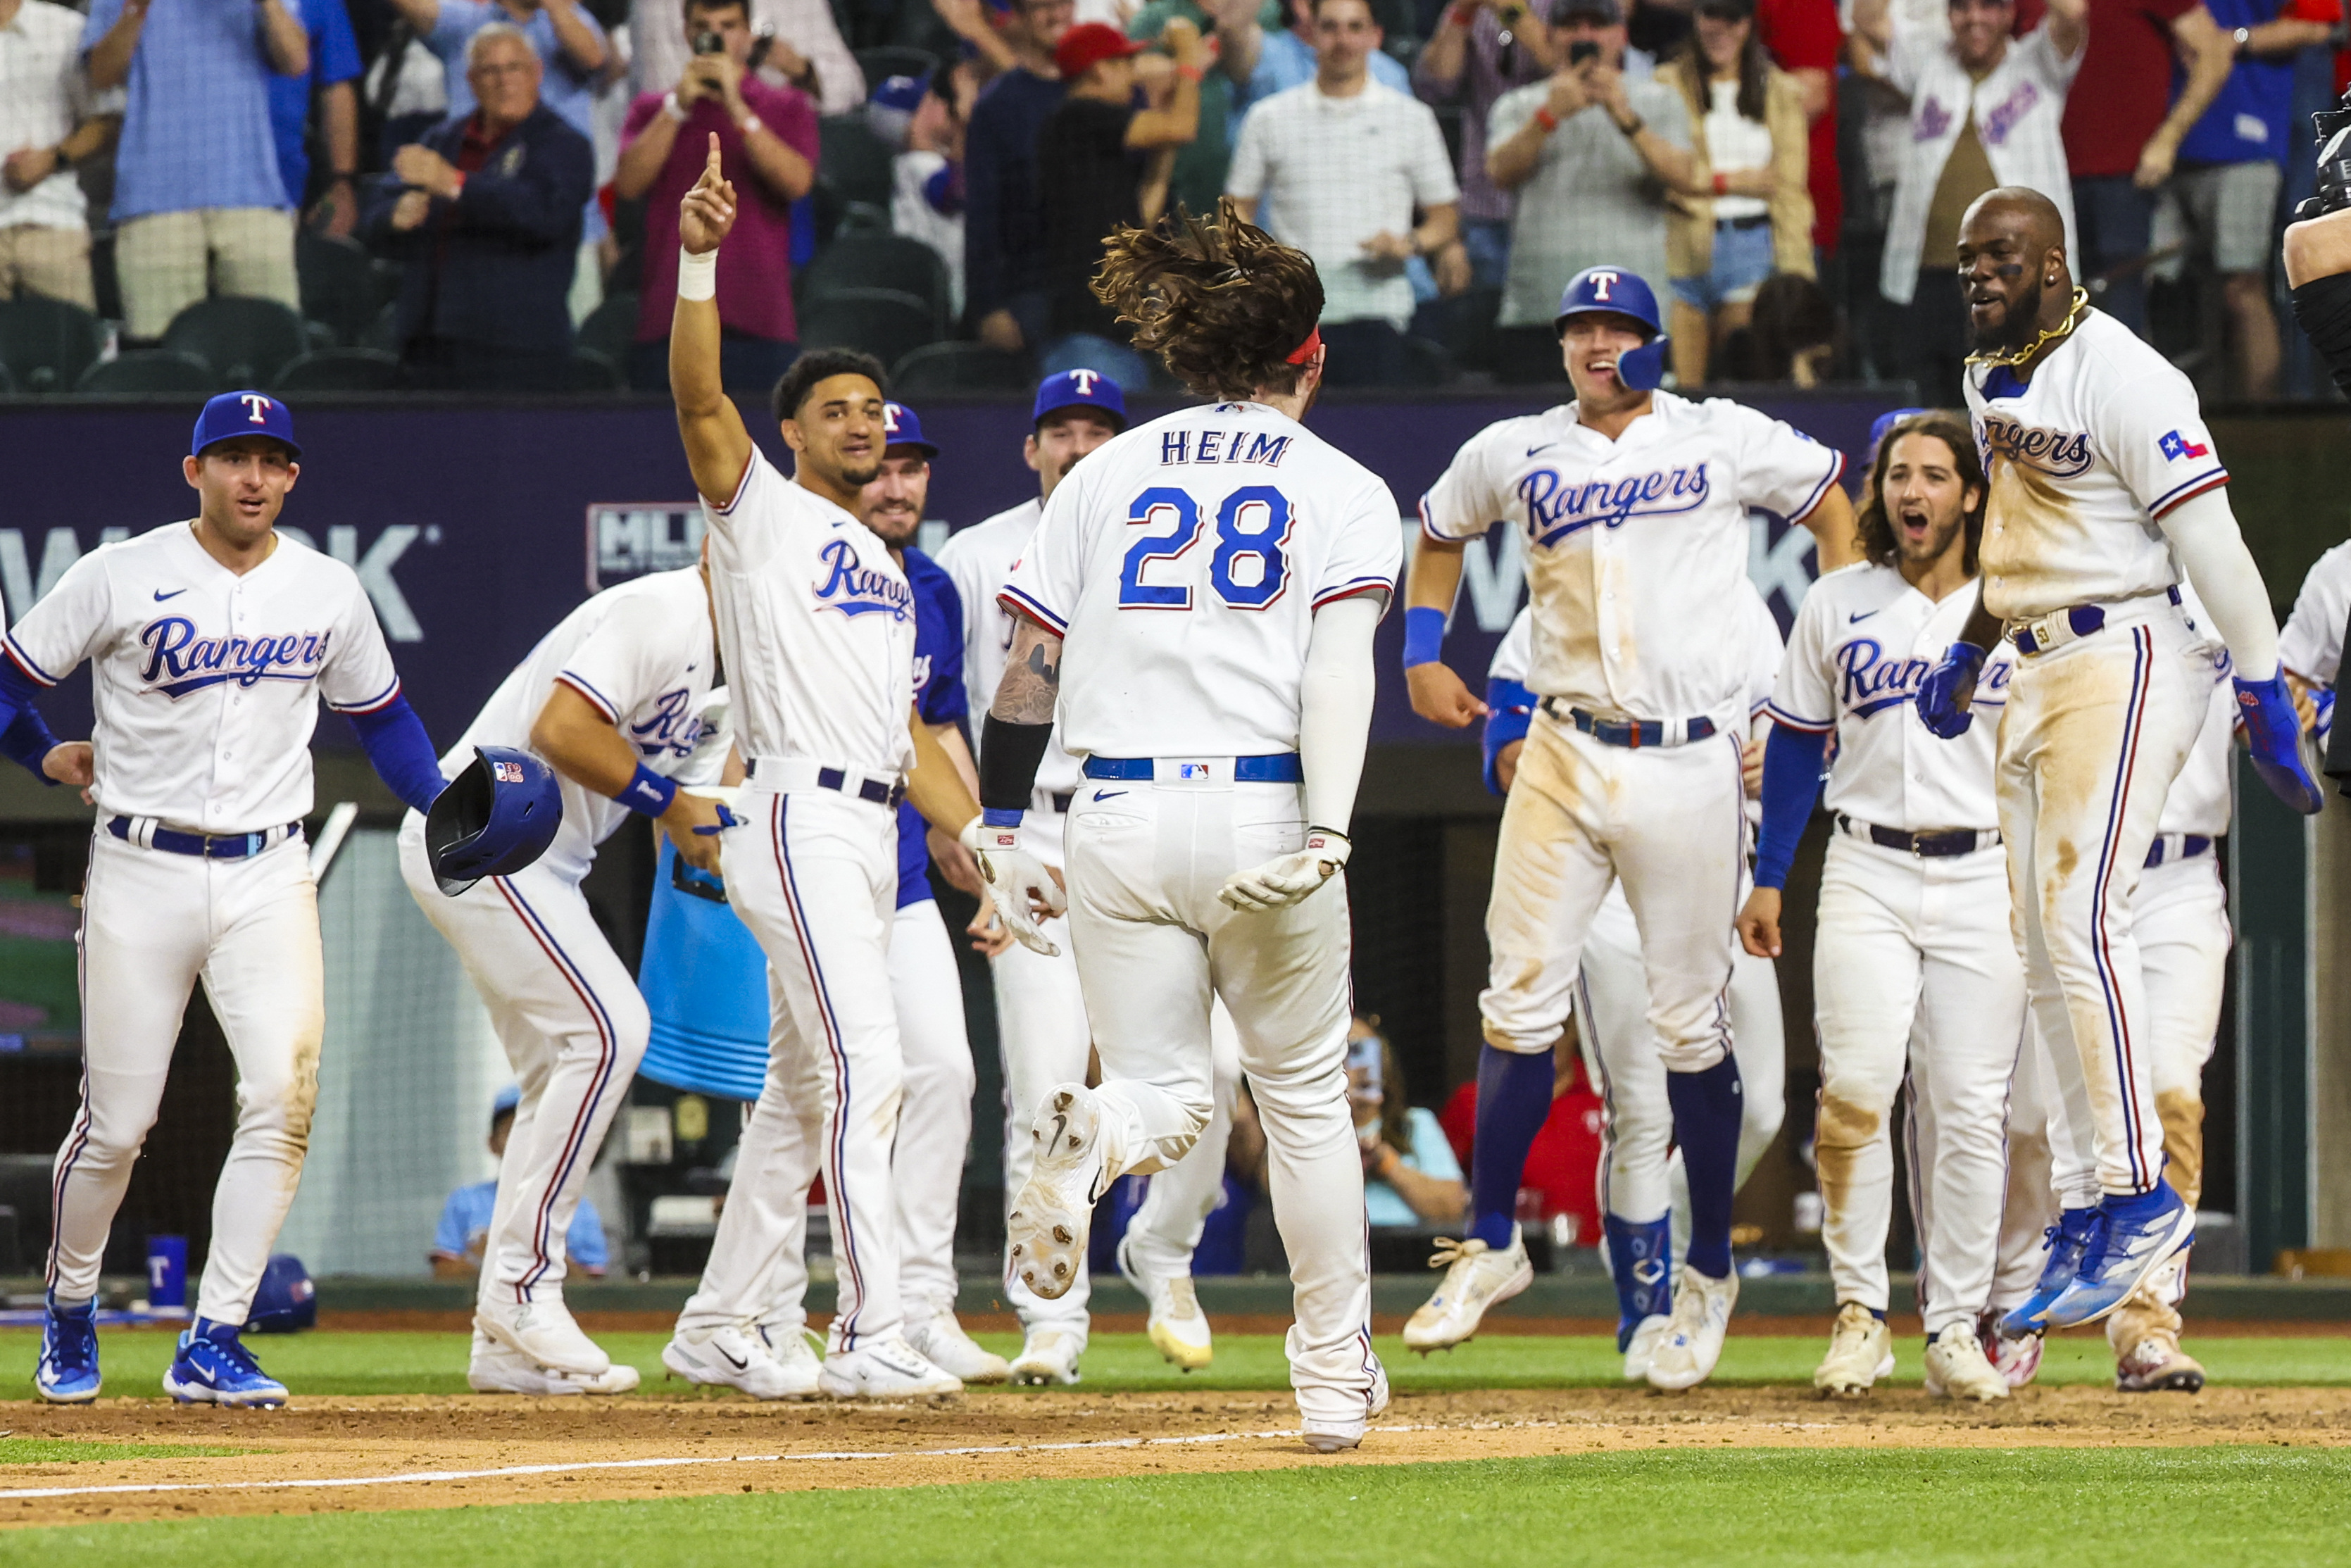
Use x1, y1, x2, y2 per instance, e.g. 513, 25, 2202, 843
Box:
0, 0, 2341, 396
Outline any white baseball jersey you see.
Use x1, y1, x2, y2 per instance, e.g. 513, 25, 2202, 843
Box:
1491, 591, 1783, 725
703, 449, 915, 777
2278, 539, 2351, 686
1768, 563, 2018, 833
444, 567, 715, 884
4, 522, 399, 834
2162, 582, 2236, 839
1968, 311, 2229, 622
1001, 401, 1403, 758
932, 498, 1084, 797
1422, 391, 1843, 732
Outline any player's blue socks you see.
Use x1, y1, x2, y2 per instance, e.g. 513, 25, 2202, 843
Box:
1666, 1055, 1744, 1279
1602, 1212, 1673, 1350
1468, 1043, 1555, 1250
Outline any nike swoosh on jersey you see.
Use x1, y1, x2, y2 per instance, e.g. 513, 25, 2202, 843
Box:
1093, 789, 1127, 801
1524, 443, 1557, 458
1848, 609, 1880, 623
153, 589, 187, 601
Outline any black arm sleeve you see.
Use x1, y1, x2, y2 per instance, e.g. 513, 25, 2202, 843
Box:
2292, 270, 2351, 403
979, 715, 1054, 812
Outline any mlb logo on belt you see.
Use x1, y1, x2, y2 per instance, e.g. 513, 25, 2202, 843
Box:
494, 760, 526, 784
1179, 763, 1210, 780
2158, 429, 2209, 462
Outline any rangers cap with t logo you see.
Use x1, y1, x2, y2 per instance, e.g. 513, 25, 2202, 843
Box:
1553, 266, 1670, 391
1032, 368, 1127, 432
880, 401, 938, 458
191, 389, 302, 459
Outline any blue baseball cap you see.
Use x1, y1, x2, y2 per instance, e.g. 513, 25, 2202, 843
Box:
1868, 407, 1934, 456
191, 390, 301, 460
492, 1082, 522, 1120
1032, 368, 1127, 432
881, 401, 937, 457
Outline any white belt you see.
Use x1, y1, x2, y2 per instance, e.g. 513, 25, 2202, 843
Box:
2007, 587, 2183, 660
742, 756, 906, 808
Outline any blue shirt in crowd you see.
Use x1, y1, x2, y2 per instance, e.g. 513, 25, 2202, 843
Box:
898, 546, 967, 908
267, 0, 362, 208
2176, 0, 2292, 168
432, 1179, 610, 1273
84, 0, 293, 220
1364, 1106, 1463, 1229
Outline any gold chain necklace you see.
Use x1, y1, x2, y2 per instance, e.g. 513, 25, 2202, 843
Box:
1966, 287, 2090, 370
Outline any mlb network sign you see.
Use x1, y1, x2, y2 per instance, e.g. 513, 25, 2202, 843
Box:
589, 504, 950, 589
0, 522, 434, 639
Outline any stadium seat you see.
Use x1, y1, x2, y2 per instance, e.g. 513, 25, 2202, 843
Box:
296, 232, 379, 346
798, 232, 951, 333
74, 349, 217, 396
161, 296, 309, 386
553, 348, 626, 392
0, 360, 16, 394
855, 44, 939, 87
1398, 335, 1454, 388
270, 347, 406, 392
817, 115, 896, 208
891, 341, 1034, 394
1415, 285, 1501, 373
797, 287, 938, 369
0, 294, 105, 394
578, 291, 640, 369
362, 300, 402, 352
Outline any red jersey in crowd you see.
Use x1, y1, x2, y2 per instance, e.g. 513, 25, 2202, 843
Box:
1438, 1064, 1607, 1248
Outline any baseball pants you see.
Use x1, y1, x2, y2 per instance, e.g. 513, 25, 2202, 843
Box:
677, 786, 908, 1353
49, 828, 322, 1325
1810, 831, 2025, 1332
1573, 883, 1784, 1234
396, 816, 648, 1311
1996, 603, 2206, 1198
1060, 767, 1381, 1430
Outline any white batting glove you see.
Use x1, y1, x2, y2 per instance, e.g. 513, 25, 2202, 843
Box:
960, 815, 1067, 956
1217, 827, 1351, 913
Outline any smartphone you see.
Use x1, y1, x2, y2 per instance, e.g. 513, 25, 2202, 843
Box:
1569, 39, 1600, 64
692, 29, 725, 54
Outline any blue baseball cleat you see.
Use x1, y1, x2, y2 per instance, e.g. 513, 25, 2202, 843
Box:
163, 1318, 289, 1407
2042, 1182, 2196, 1331
1997, 1206, 2097, 1338
35, 1294, 101, 1403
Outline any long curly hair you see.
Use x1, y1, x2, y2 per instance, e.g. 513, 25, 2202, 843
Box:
1855, 410, 1986, 574
1092, 199, 1325, 401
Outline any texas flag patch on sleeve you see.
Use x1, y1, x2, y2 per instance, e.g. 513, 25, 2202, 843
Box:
2159, 429, 2210, 463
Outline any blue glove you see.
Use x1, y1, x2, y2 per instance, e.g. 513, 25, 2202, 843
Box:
2236, 672, 2326, 815
1915, 641, 1988, 739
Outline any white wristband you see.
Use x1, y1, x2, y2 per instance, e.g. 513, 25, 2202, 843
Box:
678, 245, 717, 301
738, 113, 763, 137
662, 90, 689, 124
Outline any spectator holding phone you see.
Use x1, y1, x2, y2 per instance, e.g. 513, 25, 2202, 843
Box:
1415, 0, 1570, 288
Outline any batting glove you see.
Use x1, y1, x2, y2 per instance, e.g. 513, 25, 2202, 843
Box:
1217, 827, 1351, 913
1915, 641, 1987, 739
2236, 672, 2327, 815
960, 815, 1068, 956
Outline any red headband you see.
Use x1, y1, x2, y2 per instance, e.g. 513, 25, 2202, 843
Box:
1284, 328, 1322, 365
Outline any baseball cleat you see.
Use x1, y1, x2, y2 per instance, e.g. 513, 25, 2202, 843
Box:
479, 1296, 610, 1377
1812, 1303, 1894, 1398
469, 1331, 640, 1395
662, 1324, 819, 1400
1998, 1207, 2098, 1338
2114, 1328, 2206, 1393
163, 1319, 287, 1407
35, 1293, 101, 1404
1621, 1315, 1672, 1382
905, 1312, 1012, 1384
1401, 1230, 1533, 1353
1120, 1234, 1213, 1372
1006, 1086, 1107, 1303
1008, 1326, 1084, 1386
1645, 1265, 1737, 1391
1922, 1322, 2009, 1403
1984, 1324, 2043, 1390
818, 1336, 963, 1400
1300, 1359, 1389, 1454
2042, 1184, 2195, 1330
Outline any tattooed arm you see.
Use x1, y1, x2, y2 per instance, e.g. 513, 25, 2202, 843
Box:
991, 620, 1064, 725
965, 613, 1070, 955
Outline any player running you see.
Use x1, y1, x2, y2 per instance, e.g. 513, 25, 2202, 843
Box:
1403, 265, 1855, 1391
1739, 410, 2023, 1403
7, 393, 449, 1405
968, 199, 1400, 1452
934, 370, 1240, 1383
660, 138, 1017, 1399
1914, 187, 2319, 1334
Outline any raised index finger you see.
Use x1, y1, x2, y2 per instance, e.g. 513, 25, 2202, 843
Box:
706, 132, 723, 182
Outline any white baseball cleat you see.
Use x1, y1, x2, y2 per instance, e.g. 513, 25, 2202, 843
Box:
1401, 1231, 1533, 1353
1301, 1360, 1390, 1454
1983, 1319, 2043, 1389
468, 1331, 640, 1395
1621, 1315, 1672, 1382
1812, 1303, 1894, 1398
1119, 1234, 1214, 1372
1008, 1326, 1084, 1386
1006, 1086, 1108, 1303
818, 1336, 963, 1400
661, 1324, 820, 1400
477, 1296, 610, 1376
1645, 1265, 1738, 1391
906, 1312, 1012, 1384
1922, 1321, 2010, 1402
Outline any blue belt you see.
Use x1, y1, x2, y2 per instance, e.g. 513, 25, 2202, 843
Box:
2012, 586, 2181, 657
108, 817, 300, 859
817, 766, 905, 808
2145, 834, 2212, 868
1541, 696, 1715, 748
1082, 753, 1304, 783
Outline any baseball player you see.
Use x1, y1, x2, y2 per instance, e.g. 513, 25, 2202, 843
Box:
2281, 539, 2351, 732
7, 393, 449, 1405
394, 556, 727, 1396
1741, 410, 2023, 1403
1404, 264, 1855, 1392
967, 200, 1400, 1452
934, 370, 1241, 1382
1446, 594, 1786, 1381
1914, 187, 2318, 1334
660, 140, 1022, 1398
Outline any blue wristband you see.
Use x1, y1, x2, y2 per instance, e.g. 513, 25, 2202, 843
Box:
982, 806, 1025, 829
619, 763, 678, 817
1403, 606, 1446, 669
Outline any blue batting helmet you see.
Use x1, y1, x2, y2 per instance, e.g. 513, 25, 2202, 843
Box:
426, 746, 563, 896
1553, 266, 1672, 391
246, 1254, 317, 1334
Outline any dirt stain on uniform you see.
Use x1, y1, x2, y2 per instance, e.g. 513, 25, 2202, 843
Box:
2155, 1088, 2205, 1210
1812, 1092, 1881, 1223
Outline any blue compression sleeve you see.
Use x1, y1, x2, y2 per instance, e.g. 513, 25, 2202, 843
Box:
1481, 677, 1536, 796
1753, 722, 1831, 891
1667, 1055, 1744, 1279
0, 658, 58, 782
1469, 1044, 1557, 1250
347, 695, 447, 815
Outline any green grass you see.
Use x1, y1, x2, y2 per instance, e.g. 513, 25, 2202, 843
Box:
0, 1329, 2345, 1398
10, 1448, 2351, 1566
0, 1438, 248, 1465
